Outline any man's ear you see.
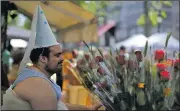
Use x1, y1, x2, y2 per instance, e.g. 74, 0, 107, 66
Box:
39, 55, 48, 63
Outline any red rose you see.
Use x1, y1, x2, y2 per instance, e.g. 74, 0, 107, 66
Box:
160, 70, 170, 80
174, 59, 180, 69
156, 63, 167, 71
95, 56, 103, 63
155, 50, 165, 61
84, 54, 90, 61
116, 55, 126, 65
97, 67, 105, 75
167, 59, 174, 66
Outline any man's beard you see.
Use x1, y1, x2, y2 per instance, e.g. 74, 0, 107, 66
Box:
44, 62, 63, 75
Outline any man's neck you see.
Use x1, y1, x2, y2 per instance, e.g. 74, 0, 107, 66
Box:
31, 65, 51, 79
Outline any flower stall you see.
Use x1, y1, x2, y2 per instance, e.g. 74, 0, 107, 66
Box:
73, 33, 180, 110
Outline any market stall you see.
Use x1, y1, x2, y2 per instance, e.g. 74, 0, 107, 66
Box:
11, 1, 98, 43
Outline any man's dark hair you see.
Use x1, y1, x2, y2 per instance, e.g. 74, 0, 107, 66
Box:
120, 46, 126, 50
30, 47, 50, 64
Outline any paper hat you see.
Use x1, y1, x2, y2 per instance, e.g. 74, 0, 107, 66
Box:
18, 5, 59, 73
34, 5, 59, 48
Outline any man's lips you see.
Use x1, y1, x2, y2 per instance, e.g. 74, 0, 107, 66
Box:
58, 61, 63, 66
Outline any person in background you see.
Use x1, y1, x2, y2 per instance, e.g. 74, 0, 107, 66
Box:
134, 49, 143, 62
7, 49, 24, 85
119, 46, 129, 61
134, 49, 144, 72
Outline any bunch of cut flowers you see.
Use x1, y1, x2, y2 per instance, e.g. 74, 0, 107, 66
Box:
75, 33, 180, 111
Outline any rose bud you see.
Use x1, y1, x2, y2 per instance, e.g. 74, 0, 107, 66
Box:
89, 61, 96, 69
95, 56, 103, 63
174, 59, 180, 70
156, 63, 167, 71
116, 55, 126, 65
160, 70, 170, 80
97, 67, 105, 75
104, 54, 109, 59
77, 59, 85, 66
84, 54, 90, 61
95, 83, 101, 89
72, 49, 78, 58
155, 50, 165, 61
167, 58, 174, 66
95, 82, 106, 89
100, 82, 107, 88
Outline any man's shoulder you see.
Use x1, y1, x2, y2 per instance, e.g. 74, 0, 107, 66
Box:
14, 77, 56, 101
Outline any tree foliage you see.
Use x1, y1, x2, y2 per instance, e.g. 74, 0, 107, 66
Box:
8, 10, 31, 30
137, 1, 172, 27
73, 1, 111, 24
73, 1, 108, 17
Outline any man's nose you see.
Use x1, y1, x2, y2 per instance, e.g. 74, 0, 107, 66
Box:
59, 55, 64, 61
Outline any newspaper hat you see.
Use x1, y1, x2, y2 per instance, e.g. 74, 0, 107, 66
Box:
34, 5, 59, 48
18, 5, 59, 72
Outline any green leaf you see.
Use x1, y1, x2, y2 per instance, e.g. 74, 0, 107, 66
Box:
161, 1, 172, 7
151, 65, 157, 79
109, 48, 113, 56
165, 32, 172, 49
115, 48, 119, 55
8, 11, 19, 25
161, 10, 167, 18
151, 1, 162, 10
143, 40, 148, 57
24, 17, 31, 30
149, 10, 158, 26
137, 90, 146, 105
8, 14, 12, 24
80, 2, 97, 14
128, 85, 135, 95
97, 48, 104, 59
137, 14, 145, 26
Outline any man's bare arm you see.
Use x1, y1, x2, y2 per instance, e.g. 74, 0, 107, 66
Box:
64, 102, 102, 110
14, 77, 57, 110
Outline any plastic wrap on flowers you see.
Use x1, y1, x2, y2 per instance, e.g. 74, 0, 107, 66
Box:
74, 38, 180, 111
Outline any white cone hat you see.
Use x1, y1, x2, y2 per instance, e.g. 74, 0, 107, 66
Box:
34, 5, 59, 48
18, 5, 59, 73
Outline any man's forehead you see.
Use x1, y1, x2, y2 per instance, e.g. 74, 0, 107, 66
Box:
49, 45, 62, 53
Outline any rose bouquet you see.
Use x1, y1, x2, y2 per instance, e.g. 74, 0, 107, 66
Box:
74, 33, 180, 111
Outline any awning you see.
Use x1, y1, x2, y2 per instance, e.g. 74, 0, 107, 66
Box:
98, 20, 116, 37
60, 22, 97, 43
11, 1, 98, 42
11, 1, 95, 30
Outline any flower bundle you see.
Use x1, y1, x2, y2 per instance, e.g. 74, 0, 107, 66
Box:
75, 33, 180, 110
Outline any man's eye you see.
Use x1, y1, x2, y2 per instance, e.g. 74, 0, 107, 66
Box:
55, 53, 63, 57
56, 54, 60, 57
